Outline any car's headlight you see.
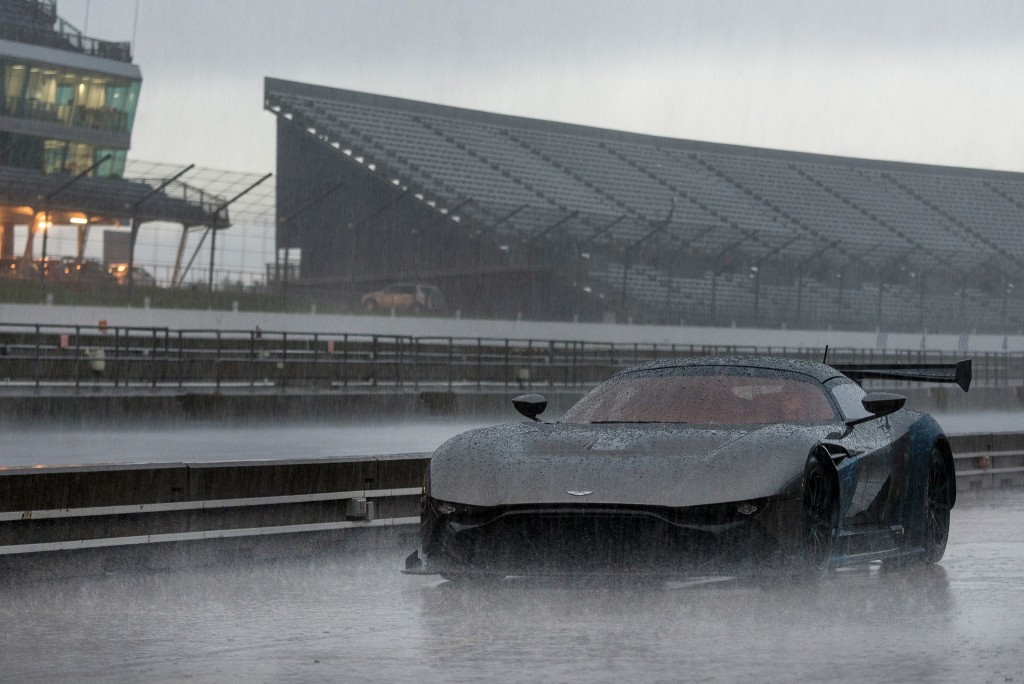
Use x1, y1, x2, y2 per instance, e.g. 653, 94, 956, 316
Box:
428, 497, 484, 516
736, 502, 759, 516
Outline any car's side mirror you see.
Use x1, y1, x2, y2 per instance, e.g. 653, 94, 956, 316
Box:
846, 392, 907, 426
512, 394, 547, 421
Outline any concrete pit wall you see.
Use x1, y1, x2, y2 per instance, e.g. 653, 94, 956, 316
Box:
1, 432, 1022, 581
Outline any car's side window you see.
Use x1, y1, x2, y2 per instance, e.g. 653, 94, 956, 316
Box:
827, 380, 872, 422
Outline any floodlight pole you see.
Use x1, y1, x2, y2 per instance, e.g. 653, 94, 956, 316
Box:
127, 163, 194, 298
206, 172, 272, 307
38, 154, 111, 283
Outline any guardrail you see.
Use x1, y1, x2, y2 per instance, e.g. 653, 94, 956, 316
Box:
3, 322, 1022, 391
0, 433, 1020, 562
0, 454, 427, 557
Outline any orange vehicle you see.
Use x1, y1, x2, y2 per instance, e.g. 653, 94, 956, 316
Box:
361, 283, 444, 313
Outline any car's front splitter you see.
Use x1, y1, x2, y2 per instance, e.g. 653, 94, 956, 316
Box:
412, 501, 802, 578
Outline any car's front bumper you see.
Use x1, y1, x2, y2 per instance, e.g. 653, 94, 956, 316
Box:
407, 497, 803, 578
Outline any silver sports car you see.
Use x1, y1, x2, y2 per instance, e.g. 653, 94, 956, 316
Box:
405, 356, 970, 580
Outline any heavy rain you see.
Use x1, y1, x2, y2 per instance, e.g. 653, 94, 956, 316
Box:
2, 1, 1024, 682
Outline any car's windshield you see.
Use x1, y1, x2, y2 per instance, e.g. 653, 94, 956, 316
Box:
561, 367, 837, 426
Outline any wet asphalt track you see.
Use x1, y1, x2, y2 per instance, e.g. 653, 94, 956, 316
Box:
1, 489, 1022, 683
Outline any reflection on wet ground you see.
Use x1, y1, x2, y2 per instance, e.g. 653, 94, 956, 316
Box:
1, 491, 1022, 683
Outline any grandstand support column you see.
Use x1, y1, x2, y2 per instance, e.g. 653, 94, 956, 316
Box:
917, 272, 927, 331
0, 223, 13, 258
172, 224, 193, 287
76, 221, 91, 259
795, 240, 840, 327
1003, 280, 1014, 334
126, 217, 141, 298
750, 235, 800, 324
206, 172, 273, 304
876, 280, 884, 330
127, 163, 195, 297
833, 241, 876, 329
873, 252, 910, 331
621, 201, 677, 316
661, 223, 719, 321
207, 213, 220, 306
276, 178, 347, 307
959, 278, 967, 324
22, 212, 36, 258
38, 154, 112, 283
835, 271, 845, 326
709, 236, 748, 325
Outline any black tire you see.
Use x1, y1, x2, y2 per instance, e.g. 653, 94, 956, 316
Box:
921, 446, 952, 564
412, 303, 424, 314
801, 455, 838, 579
364, 299, 377, 312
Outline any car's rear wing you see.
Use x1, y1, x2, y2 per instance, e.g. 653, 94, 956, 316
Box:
833, 359, 972, 392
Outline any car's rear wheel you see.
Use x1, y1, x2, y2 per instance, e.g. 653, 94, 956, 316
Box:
364, 300, 377, 312
801, 455, 838, 579
922, 446, 952, 564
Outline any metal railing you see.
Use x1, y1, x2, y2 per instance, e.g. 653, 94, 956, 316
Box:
2, 322, 1022, 393
1, 96, 130, 134
0, 16, 132, 62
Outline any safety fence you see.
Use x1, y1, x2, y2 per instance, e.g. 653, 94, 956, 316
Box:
2, 322, 1021, 392
0, 433, 1021, 561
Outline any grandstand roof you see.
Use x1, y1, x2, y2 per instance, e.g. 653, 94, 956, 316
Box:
264, 76, 1024, 276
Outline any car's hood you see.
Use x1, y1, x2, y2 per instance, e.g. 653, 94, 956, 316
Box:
428, 421, 837, 508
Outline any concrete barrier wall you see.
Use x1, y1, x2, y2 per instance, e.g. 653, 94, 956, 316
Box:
0, 455, 427, 552
2, 432, 1022, 556
0, 431, 1019, 584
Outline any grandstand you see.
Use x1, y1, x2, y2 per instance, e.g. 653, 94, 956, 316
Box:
265, 77, 1024, 333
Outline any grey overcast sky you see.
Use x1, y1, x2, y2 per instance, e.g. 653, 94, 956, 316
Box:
59, 0, 1024, 175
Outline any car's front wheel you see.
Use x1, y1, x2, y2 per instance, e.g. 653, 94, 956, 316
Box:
801, 455, 838, 579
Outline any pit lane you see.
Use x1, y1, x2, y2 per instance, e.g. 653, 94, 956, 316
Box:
1, 489, 1021, 683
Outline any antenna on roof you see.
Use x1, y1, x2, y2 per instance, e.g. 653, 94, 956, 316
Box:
822, 345, 829, 364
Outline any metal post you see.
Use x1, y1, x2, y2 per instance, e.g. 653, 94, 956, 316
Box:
74, 324, 81, 389
39, 154, 111, 283
206, 172, 273, 305
112, 327, 120, 388
129, 163, 194, 297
